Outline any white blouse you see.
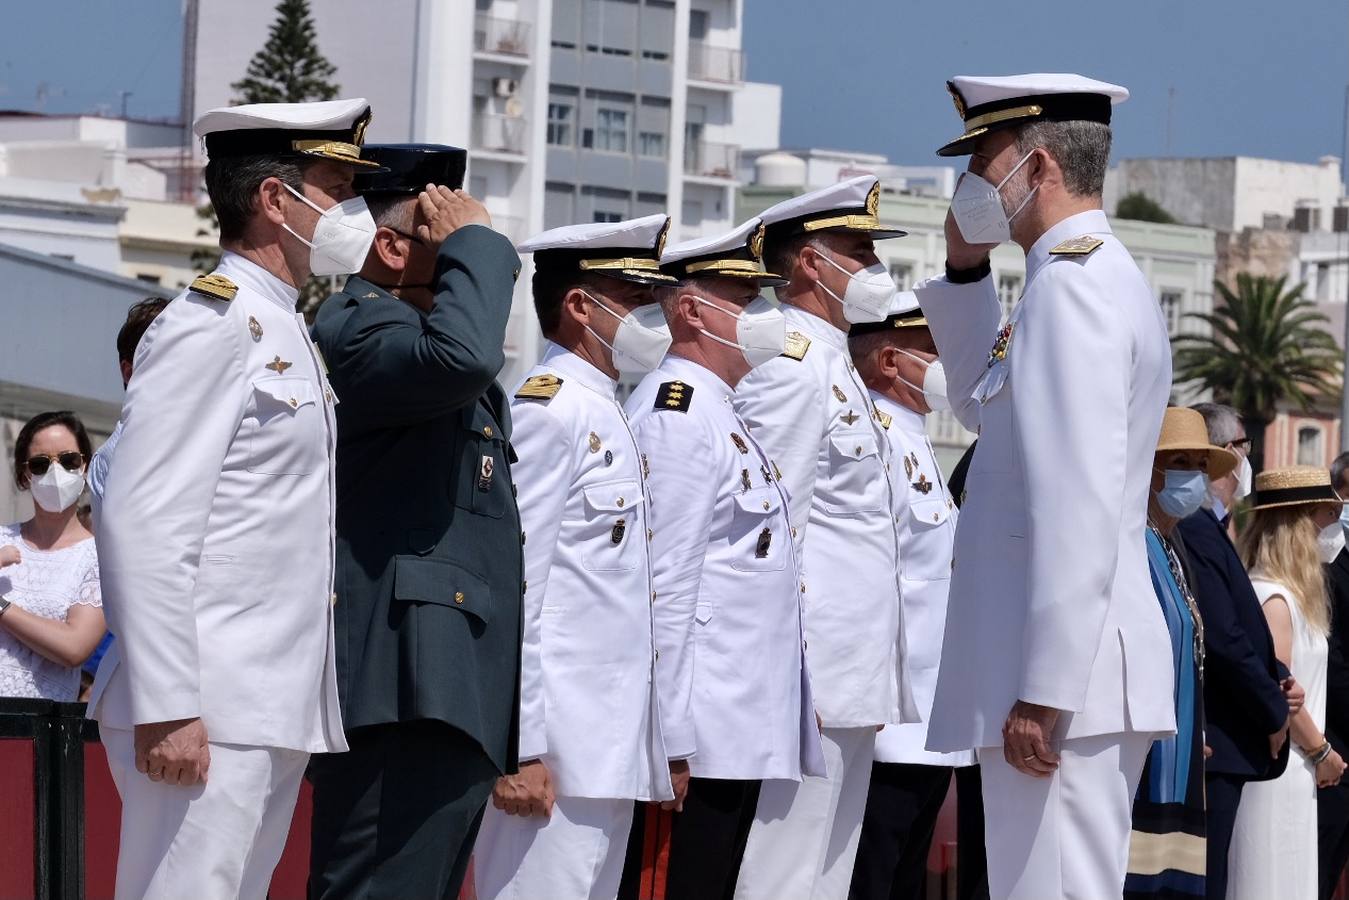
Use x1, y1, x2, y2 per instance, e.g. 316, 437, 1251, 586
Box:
0, 522, 101, 701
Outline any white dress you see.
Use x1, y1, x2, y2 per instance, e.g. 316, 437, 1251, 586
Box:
1227, 575, 1326, 900
0, 523, 102, 701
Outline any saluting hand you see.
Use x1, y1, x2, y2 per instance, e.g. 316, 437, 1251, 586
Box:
134, 717, 210, 786
1002, 700, 1061, 778
943, 207, 997, 271
415, 184, 493, 246
493, 758, 555, 818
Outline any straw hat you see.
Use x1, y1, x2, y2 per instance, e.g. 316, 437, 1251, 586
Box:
1250, 465, 1347, 511
1155, 408, 1240, 481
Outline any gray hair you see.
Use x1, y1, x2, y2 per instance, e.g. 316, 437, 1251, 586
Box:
1191, 402, 1244, 446
1332, 452, 1349, 495
366, 195, 417, 235
1015, 120, 1112, 197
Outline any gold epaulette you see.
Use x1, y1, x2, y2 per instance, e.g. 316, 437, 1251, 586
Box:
781, 331, 811, 361
1048, 236, 1104, 257
654, 380, 693, 412
515, 374, 563, 401
188, 273, 238, 301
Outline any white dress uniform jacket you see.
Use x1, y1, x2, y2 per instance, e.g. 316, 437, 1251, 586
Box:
89, 251, 346, 754
510, 342, 672, 802
733, 306, 916, 728
916, 209, 1176, 752
627, 354, 825, 781
871, 395, 975, 767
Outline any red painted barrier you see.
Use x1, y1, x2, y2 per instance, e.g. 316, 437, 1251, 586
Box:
0, 739, 38, 898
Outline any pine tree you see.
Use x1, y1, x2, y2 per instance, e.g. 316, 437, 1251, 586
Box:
231, 0, 340, 104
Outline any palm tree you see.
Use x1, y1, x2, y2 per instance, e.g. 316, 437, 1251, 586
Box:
1172, 273, 1342, 472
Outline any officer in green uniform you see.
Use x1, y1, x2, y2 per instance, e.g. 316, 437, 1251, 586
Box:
307, 144, 524, 899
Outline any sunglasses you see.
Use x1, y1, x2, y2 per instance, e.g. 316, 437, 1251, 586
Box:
25, 452, 87, 477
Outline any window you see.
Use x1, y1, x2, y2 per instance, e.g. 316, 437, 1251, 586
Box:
594, 107, 629, 153
1298, 426, 1325, 466
641, 49, 670, 60
997, 274, 1022, 317
638, 131, 666, 159
688, 9, 709, 39
888, 263, 913, 291
135, 273, 162, 285
594, 211, 623, 223
547, 102, 574, 147
1159, 290, 1183, 335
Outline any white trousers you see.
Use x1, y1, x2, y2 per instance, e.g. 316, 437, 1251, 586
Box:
979, 731, 1153, 900
733, 725, 876, 900
101, 727, 308, 900
473, 795, 635, 900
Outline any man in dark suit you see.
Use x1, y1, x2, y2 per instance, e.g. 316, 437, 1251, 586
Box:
306, 144, 524, 899
1320, 452, 1349, 898
1179, 403, 1295, 900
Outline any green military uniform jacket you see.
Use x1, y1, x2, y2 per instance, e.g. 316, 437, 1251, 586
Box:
311, 224, 523, 773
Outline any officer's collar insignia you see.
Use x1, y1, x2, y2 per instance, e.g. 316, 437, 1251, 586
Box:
730, 432, 749, 454
515, 374, 563, 401
655, 380, 693, 413
247, 316, 263, 341
188, 273, 237, 302
1049, 235, 1104, 256
265, 355, 293, 374
781, 331, 811, 361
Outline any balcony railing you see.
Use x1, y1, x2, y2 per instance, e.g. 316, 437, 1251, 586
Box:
472, 113, 528, 156
684, 140, 740, 180
474, 14, 531, 57
687, 42, 743, 84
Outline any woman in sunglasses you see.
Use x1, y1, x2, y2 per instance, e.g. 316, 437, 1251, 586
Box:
0, 411, 105, 701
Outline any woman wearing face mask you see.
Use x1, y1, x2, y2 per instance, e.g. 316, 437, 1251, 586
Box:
1228, 467, 1348, 900
0, 411, 106, 701
1123, 408, 1238, 899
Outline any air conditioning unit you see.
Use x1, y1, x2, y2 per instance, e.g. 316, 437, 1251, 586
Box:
493, 78, 519, 98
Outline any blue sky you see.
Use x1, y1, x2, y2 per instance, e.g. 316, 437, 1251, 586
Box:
2, 0, 1346, 168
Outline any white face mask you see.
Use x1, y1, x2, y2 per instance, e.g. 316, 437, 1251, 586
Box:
31, 463, 85, 513
281, 183, 378, 277
894, 349, 949, 412
1233, 454, 1253, 501
692, 295, 787, 369
583, 292, 672, 374
813, 250, 896, 324
1319, 521, 1346, 564
950, 149, 1039, 245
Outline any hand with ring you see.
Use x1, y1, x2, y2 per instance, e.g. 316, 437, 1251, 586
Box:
1002, 700, 1061, 778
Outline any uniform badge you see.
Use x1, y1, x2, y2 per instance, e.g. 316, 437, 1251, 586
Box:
841, 410, 859, 426
781, 331, 811, 361
875, 409, 893, 430
903, 456, 914, 478
772, 461, 783, 480
641, 453, 651, 479
265, 356, 293, 374
913, 474, 933, 495
515, 374, 563, 401
761, 465, 773, 485
910, 452, 920, 470
756, 527, 773, 559
604, 450, 614, 466
988, 322, 1015, 368
247, 316, 263, 341
655, 380, 693, 412
741, 469, 752, 492
731, 433, 749, 454
832, 385, 847, 402
611, 518, 627, 545
589, 432, 602, 453
478, 455, 494, 492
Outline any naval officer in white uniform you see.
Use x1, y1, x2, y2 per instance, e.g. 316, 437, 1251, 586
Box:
914, 74, 1176, 900
473, 216, 678, 900
621, 220, 826, 899
731, 177, 918, 900
87, 98, 382, 899
845, 293, 979, 900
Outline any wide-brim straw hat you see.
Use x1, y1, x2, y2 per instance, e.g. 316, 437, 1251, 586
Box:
1250, 465, 1347, 511
1155, 407, 1240, 481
